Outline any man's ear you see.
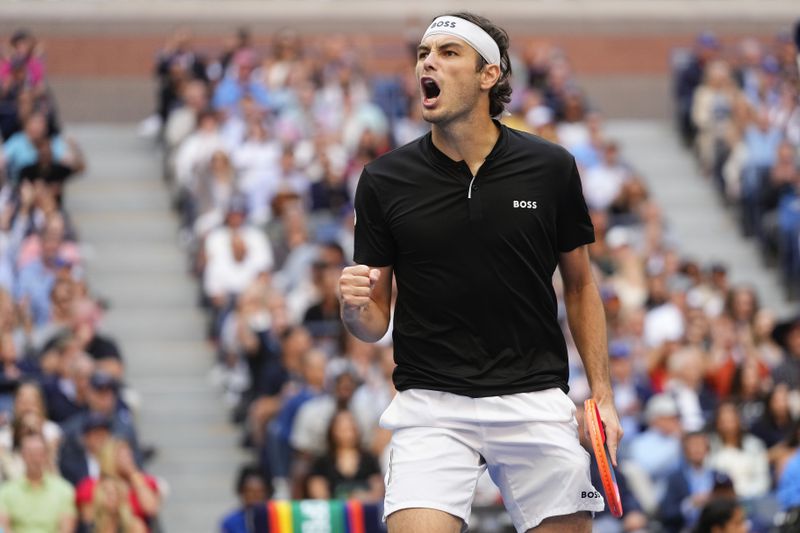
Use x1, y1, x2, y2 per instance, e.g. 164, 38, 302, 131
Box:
480, 63, 501, 91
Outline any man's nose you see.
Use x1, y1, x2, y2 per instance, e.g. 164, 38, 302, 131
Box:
422, 51, 438, 70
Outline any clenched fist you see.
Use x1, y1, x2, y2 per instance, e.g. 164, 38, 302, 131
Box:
339, 265, 382, 309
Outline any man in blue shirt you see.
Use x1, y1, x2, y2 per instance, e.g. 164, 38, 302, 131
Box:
220, 465, 270, 533
212, 50, 273, 114
15, 231, 71, 327
660, 431, 716, 532
3, 112, 68, 183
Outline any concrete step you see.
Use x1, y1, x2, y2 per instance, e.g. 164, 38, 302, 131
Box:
69, 124, 247, 533
606, 119, 798, 318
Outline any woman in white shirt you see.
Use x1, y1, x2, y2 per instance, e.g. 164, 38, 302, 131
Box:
708, 400, 771, 499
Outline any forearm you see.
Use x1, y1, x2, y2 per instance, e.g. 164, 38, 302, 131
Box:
129, 473, 160, 515
57, 514, 75, 533
564, 281, 612, 399
0, 513, 12, 533
341, 300, 390, 343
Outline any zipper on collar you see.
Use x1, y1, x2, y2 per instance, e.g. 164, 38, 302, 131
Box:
467, 171, 483, 221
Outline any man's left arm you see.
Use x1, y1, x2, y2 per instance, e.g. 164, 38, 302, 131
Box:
559, 245, 623, 465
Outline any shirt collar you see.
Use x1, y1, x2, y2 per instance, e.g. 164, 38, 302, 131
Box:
423, 119, 508, 170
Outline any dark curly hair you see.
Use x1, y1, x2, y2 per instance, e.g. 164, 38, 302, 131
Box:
440, 12, 513, 117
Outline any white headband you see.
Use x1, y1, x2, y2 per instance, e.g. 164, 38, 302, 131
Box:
421, 16, 501, 66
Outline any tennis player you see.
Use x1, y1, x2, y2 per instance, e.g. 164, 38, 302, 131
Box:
339, 12, 622, 533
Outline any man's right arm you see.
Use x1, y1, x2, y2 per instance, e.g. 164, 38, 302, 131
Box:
339, 264, 393, 343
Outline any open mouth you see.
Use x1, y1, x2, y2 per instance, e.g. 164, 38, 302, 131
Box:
421, 77, 441, 105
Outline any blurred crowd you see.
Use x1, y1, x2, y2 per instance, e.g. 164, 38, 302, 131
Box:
0, 20, 797, 533
0, 29, 162, 533
149, 25, 800, 533
673, 31, 800, 296
148, 29, 800, 532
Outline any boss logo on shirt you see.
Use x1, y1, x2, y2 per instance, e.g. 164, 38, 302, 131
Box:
513, 200, 538, 209
581, 491, 601, 499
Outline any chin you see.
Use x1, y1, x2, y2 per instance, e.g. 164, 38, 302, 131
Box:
421, 108, 448, 125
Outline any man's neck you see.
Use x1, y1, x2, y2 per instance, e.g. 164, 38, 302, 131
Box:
431, 112, 499, 176
26, 472, 44, 486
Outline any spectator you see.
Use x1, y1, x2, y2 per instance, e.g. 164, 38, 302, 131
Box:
15, 224, 74, 327
19, 136, 80, 206
61, 372, 141, 466
776, 421, 800, 512
772, 315, 800, 389
90, 477, 148, 533
0, 410, 58, 481
59, 412, 113, 486
692, 496, 750, 533
625, 393, 683, 510
76, 438, 160, 531
729, 357, 769, 429
3, 112, 76, 184
43, 349, 94, 424
213, 50, 273, 114
664, 345, 717, 432
290, 369, 363, 458
582, 140, 632, 213
154, 27, 208, 125
707, 401, 770, 499
660, 431, 716, 532
220, 465, 270, 533
69, 298, 125, 378
0, 432, 76, 532
203, 198, 274, 314
173, 109, 227, 197
674, 32, 721, 146
691, 60, 746, 188
263, 348, 326, 497
231, 121, 282, 224
163, 79, 209, 161
751, 383, 797, 450
0, 30, 46, 91
306, 409, 383, 501
607, 339, 650, 440
191, 149, 237, 236
0, 381, 61, 452
740, 108, 783, 234
302, 260, 344, 345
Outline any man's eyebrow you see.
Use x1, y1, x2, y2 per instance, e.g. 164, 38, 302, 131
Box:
437, 41, 465, 51
417, 41, 466, 53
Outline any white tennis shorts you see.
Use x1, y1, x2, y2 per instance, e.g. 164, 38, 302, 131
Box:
380, 387, 604, 532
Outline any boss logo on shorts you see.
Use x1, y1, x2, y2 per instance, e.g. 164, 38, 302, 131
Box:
513, 200, 538, 209
581, 490, 602, 499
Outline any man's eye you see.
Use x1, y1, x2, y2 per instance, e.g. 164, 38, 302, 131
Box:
418, 52, 428, 60
445, 51, 457, 57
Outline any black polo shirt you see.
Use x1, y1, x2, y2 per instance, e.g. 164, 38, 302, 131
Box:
353, 122, 594, 397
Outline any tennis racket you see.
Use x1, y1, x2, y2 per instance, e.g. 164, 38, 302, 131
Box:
584, 398, 623, 518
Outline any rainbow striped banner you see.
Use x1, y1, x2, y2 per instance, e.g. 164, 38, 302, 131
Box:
251, 500, 384, 533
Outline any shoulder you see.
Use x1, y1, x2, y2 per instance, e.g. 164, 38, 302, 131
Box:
221, 509, 245, 531
47, 474, 76, 495
4, 133, 26, 147
0, 478, 19, 495
364, 136, 427, 178
504, 126, 574, 164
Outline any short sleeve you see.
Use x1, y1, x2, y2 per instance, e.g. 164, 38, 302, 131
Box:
75, 477, 94, 506
556, 156, 595, 252
353, 168, 395, 266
